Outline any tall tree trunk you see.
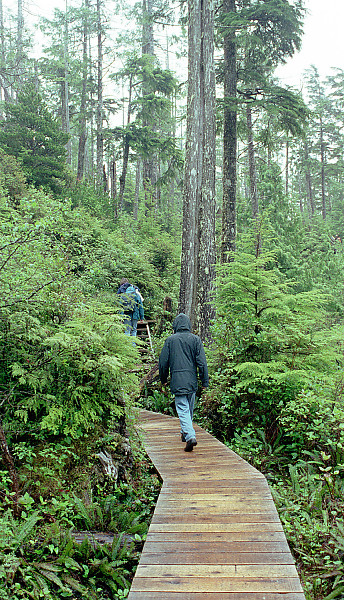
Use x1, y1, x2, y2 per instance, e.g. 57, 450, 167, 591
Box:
96, 0, 104, 187
320, 116, 326, 219
304, 141, 315, 216
179, 0, 202, 325
133, 159, 141, 220
197, 0, 216, 341
285, 138, 289, 196
77, 0, 89, 181
221, 0, 237, 262
118, 73, 133, 209
142, 0, 157, 214
246, 104, 259, 220
0, 0, 10, 106
110, 154, 117, 217
179, 0, 216, 341
63, 1, 71, 165
17, 0, 24, 90
298, 176, 304, 215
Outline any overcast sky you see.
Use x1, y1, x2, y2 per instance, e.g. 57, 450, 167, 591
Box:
17, 0, 344, 89
276, 0, 344, 88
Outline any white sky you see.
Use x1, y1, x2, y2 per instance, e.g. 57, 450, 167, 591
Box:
8, 0, 344, 88
276, 0, 344, 89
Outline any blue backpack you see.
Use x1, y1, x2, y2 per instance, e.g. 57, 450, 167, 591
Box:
119, 285, 139, 313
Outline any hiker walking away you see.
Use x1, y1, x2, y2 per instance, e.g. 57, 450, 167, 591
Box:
117, 278, 144, 336
159, 313, 209, 452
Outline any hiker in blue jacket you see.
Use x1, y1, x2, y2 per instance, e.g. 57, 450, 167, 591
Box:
159, 313, 209, 452
117, 278, 144, 336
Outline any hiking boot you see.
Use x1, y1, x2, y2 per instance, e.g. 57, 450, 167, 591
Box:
184, 438, 197, 452
181, 433, 186, 442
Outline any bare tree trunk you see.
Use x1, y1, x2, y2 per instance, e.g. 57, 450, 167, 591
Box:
118, 73, 133, 209
320, 117, 326, 219
63, 0, 72, 165
246, 104, 259, 220
88, 34, 94, 179
77, 0, 89, 181
179, 0, 202, 325
304, 141, 315, 216
16, 0, 24, 91
96, 0, 104, 187
0, 0, 10, 106
197, 0, 216, 341
133, 159, 141, 220
298, 176, 304, 215
110, 155, 117, 217
285, 138, 289, 196
180, 0, 216, 341
142, 0, 157, 214
221, 0, 237, 262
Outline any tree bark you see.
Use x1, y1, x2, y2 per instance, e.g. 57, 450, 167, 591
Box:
96, 0, 104, 188
17, 0, 24, 88
133, 158, 141, 220
320, 116, 326, 219
221, 0, 237, 262
179, 0, 216, 341
197, 0, 216, 341
304, 141, 315, 216
246, 104, 259, 220
63, 0, 72, 165
118, 73, 133, 209
142, 0, 157, 214
285, 138, 289, 196
77, 0, 89, 181
0, 0, 10, 106
179, 0, 202, 325
110, 155, 117, 217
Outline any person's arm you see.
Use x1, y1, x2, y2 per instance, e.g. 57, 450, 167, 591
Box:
195, 339, 209, 388
159, 340, 170, 385
139, 300, 144, 321
135, 293, 144, 321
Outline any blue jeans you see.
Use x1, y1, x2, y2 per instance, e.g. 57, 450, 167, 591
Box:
174, 392, 196, 442
123, 314, 138, 336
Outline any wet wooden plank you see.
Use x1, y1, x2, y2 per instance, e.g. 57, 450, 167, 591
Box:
139, 552, 296, 565
129, 593, 306, 600
139, 541, 291, 554
130, 576, 304, 593
127, 410, 306, 600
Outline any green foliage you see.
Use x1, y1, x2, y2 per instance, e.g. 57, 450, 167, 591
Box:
0, 158, 156, 443
202, 223, 344, 448
271, 461, 344, 600
0, 474, 160, 600
139, 389, 175, 416
0, 85, 71, 195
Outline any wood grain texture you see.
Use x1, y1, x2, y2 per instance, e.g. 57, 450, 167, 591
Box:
127, 410, 306, 600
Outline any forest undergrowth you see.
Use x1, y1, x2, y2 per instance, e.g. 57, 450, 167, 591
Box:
1, 152, 344, 599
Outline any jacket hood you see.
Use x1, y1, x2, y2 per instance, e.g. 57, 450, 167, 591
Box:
173, 313, 192, 333
118, 282, 130, 293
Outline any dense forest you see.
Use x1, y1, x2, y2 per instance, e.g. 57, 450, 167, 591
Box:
0, 0, 344, 598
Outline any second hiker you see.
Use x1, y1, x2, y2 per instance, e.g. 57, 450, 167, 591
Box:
117, 278, 144, 337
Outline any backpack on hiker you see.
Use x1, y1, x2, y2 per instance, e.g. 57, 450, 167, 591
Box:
118, 285, 139, 313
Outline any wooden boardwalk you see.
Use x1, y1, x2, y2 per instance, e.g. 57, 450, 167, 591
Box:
128, 410, 306, 600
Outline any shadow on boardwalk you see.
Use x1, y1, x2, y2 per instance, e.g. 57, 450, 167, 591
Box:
128, 409, 306, 600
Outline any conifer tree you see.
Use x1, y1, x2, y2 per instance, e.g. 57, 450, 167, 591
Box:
0, 85, 70, 194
